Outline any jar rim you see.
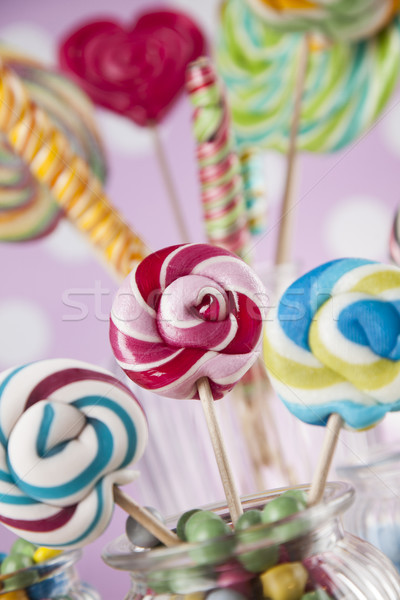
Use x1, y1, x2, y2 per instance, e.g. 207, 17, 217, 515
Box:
0, 548, 82, 592
102, 481, 354, 573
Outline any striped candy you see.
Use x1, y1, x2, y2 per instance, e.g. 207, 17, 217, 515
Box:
264, 259, 400, 430
0, 58, 149, 279
110, 243, 266, 400
0, 359, 148, 548
186, 58, 252, 260
217, 0, 400, 153
240, 149, 267, 235
246, 0, 398, 42
390, 208, 400, 266
0, 47, 106, 242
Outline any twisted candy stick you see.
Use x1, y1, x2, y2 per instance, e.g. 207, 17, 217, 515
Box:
264, 258, 400, 502
217, 0, 400, 154
110, 243, 266, 521
0, 47, 106, 242
186, 58, 252, 260
390, 208, 400, 266
240, 149, 267, 235
0, 359, 150, 548
0, 59, 149, 280
246, 0, 399, 42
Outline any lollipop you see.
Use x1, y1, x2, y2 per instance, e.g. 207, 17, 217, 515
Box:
0, 59, 149, 280
264, 258, 400, 502
240, 149, 268, 235
110, 243, 267, 521
59, 10, 207, 243
0, 359, 148, 548
0, 47, 106, 242
186, 57, 251, 260
217, 0, 400, 154
246, 0, 398, 42
390, 207, 400, 266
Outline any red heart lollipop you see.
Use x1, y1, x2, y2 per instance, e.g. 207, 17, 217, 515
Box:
59, 10, 207, 126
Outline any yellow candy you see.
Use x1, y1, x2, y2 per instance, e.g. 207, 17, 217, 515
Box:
260, 562, 308, 600
33, 547, 62, 563
184, 594, 205, 600
0, 591, 29, 599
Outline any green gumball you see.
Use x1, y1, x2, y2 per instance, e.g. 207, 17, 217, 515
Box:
9, 538, 37, 560
236, 509, 278, 573
186, 512, 235, 566
177, 509, 201, 541
1, 553, 37, 590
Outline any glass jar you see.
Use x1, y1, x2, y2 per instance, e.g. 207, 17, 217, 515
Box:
337, 445, 400, 573
102, 482, 400, 600
0, 548, 100, 599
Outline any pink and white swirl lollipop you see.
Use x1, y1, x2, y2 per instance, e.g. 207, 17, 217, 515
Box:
110, 243, 266, 522
0, 358, 151, 548
110, 243, 266, 400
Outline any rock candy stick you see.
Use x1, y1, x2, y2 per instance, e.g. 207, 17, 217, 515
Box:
0, 59, 150, 280
110, 243, 267, 523
264, 258, 400, 504
186, 57, 252, 261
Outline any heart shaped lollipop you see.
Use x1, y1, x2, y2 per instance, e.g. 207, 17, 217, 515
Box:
59, 10, 207, 126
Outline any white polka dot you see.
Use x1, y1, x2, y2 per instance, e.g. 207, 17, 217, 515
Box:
169, 0, 219, 37
0, 23, 56, 65
97, 109, 155, 156
264, 151, 287, 206
379, 95, 400, 158
323, 196, 392, 260
0, 300, 52, 367
42, 220, 93, 263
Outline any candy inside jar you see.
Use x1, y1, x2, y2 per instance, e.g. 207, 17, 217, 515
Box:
102, 482, 400, 600
0, 545, 100, 599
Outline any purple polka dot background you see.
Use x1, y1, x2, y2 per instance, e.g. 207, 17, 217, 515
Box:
1, 0, 400, 598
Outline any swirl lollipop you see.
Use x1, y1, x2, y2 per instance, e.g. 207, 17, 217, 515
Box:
0, 358, 178, 548
59, 10, 207, 243
110, 243, 266, 521
0, 47, 106, 242
246, 0, 398, 42
217, 1, 400, 154
264, 258, 400, 503
217, 0, 400, 266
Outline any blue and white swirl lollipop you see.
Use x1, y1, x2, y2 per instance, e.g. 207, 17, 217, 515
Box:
0, 358, 149, 548
264, 258, 400, 503
264, 258, 400, 430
